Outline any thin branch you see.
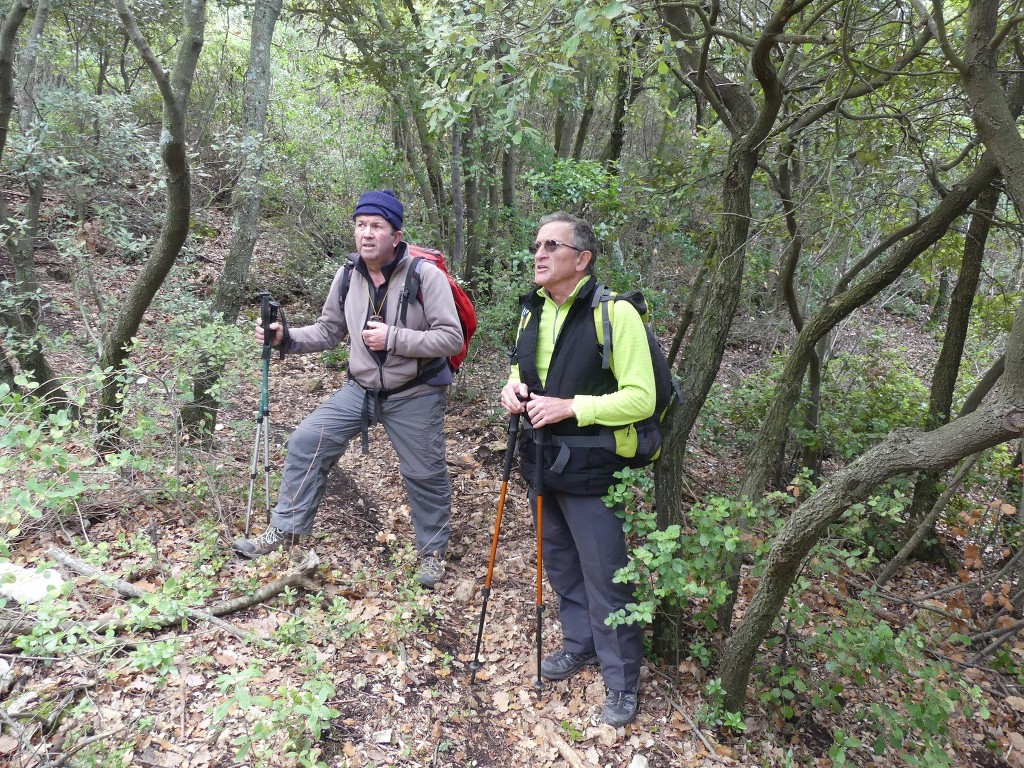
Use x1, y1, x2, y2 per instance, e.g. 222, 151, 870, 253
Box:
874, 453, 981, 586
110, 0, 178, 118
908, 0, 966, 73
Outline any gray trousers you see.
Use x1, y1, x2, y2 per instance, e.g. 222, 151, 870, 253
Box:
269, 381, 452, 557
530, 489, 643, 692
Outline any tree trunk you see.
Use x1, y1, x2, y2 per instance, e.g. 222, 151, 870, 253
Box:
653, 0, 791, 650
571, 76, 596, 161
600, 28, 642, 171
501, 145, 515, 211
209, 0, 281, 325
0, 0, 67, 405
0, 0, 32, 161
904, 182, 997, 562
463, 111, 483, 288
960, 0, 1024, 213
0, 339, 15, 391
554, 105, 572, 158
930, 269, 951, 326
182, 0, 281, 436
100, 0, 205, 443
451, 124, 465, 270
392, 96, 441, 237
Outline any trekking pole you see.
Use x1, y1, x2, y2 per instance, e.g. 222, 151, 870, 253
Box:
469, 412, 521, 684
533, 429, 546, 697
245, 292, 279, 536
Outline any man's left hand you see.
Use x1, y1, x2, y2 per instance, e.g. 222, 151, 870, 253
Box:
525, 393, 575, 428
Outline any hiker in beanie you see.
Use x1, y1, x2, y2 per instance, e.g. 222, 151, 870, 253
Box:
499, 212, 655, 726
233, 190, 463, 588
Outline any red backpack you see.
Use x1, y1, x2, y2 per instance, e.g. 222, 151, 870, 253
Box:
340, 243, 478, 372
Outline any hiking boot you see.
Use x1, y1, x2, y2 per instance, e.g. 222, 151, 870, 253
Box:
232, 527, 296, 559
601, 688, 639, 727
540, 648, 599, 681
415, 553, 445, 589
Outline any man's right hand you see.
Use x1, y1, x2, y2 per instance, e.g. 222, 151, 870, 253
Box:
500, 382, 528, 414
256, 320, 284, 348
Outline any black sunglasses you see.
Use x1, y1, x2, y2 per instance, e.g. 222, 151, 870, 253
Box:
531, 239, 582, 254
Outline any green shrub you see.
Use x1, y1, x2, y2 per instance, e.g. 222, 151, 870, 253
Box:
603, 467, 757, 635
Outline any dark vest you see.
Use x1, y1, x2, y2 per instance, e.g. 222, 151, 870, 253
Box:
515, 278, 628, 495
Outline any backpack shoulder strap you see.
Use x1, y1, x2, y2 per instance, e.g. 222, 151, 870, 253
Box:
338, 254, 358, 312
591, 285, 617, 370
398, 256, 425, 326
591, 287, 653, 371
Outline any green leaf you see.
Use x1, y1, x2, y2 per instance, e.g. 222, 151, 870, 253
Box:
603, 1, 627, 19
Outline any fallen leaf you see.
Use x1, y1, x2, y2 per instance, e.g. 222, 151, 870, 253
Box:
493, 690, 511, 712
1006, 696, 1024, 713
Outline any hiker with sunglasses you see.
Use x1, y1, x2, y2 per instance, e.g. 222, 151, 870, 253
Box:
499, 212, 657, 727
233, 190, 463, 589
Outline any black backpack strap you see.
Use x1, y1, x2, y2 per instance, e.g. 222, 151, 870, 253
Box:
339, 256, 356, 312
398, 256, 425, 326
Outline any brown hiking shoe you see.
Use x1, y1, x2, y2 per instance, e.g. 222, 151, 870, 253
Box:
232, 527, 298, 559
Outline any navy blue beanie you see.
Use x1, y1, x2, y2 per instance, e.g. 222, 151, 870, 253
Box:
352, 189, 404, 231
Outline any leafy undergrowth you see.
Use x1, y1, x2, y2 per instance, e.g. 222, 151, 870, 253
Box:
4, 356, 1024, 768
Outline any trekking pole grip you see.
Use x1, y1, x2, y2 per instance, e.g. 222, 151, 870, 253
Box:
503, 413, 520, 480
258, 291, 281, 361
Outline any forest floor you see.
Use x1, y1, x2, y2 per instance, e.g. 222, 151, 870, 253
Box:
4, 219, 1024, 768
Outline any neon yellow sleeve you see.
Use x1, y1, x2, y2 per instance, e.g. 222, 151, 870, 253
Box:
572, 300, 656, 427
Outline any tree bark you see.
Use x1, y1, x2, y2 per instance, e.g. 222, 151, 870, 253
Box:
0, 0, 31, 161
571, 76, 596, 161
463, 110, 482, 287
209, 0, 281, 324
0, 0, 67, 405
451, 123, 465, 270
960, 0, 1024, 213
600, 26, 643, 172
554, 105, 572, 158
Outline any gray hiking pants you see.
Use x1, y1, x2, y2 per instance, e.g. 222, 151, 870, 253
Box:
530, 490, 643, 692
269, 381, 452, 557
